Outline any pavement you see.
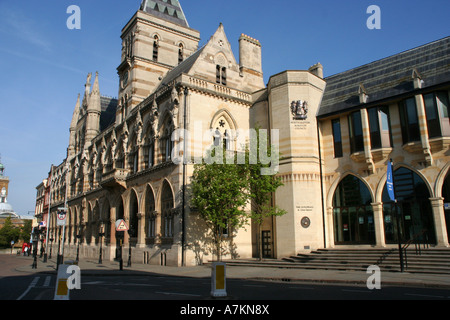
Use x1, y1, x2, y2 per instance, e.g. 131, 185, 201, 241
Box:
12, 255, 450, 289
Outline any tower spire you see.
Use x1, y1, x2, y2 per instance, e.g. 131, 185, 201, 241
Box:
140, 0, 189, 27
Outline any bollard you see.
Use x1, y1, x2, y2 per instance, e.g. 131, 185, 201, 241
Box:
211, 262, 227, 297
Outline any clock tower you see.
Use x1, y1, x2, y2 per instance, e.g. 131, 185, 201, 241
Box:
116, 0, 200, 123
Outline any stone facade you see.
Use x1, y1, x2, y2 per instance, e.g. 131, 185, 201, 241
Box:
37, 1, 450, 266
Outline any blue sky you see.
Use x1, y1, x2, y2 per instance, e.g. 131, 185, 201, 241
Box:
0, 0, 449, 217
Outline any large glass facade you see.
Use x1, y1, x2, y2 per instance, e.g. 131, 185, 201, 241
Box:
443, 172, 450, 243
333, 175, 375, 244
382, 167, 436, 244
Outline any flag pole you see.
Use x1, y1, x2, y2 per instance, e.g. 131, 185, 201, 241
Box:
388, 159, 404, 272
43, 165, 53, 263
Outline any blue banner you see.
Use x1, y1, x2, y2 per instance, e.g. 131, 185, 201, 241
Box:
387, 160, 396, 202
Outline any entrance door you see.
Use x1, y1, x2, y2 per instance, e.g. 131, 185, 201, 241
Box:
333, 175, 375, 245
261, 231, 272, 258
442, 172, 450, 242
382, 167, 436, 244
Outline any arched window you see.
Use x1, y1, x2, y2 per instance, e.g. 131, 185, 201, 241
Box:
178, 43, 184, 64
153, 35, 159, 61
443, 172, 450, 243
332, 175, 375, 244
161, 117, 174, 162
161, 181, 174, 239
145, 187, 156, 242
210, 114, 235, 152
382, 167, 435, 244
129, 190, 139, 240
216, 65, 227, 85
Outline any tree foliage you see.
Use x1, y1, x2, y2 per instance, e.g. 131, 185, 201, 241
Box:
190, 147, 249, 261
190, 127, 286, 261
0, 217, 21, 248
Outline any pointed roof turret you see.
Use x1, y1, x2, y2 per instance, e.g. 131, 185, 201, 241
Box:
70, 94, 81, 129
140, 0, 189, 27
81, 72, 92, 109
88, 71, 102, 114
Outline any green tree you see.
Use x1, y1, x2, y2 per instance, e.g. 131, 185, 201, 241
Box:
247, 127, 286, 260
20, 220, 33, 243
0, 217, 21, 248
190, 147, 249, 261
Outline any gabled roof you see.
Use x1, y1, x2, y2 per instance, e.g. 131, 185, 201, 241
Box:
318, 36, 450, 118
157, 45, 206, 88
140, 0, 189, 27
100, 96, 118, 132
158, 23, 238, 88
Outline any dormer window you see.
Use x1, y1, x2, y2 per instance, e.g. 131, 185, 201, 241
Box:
178, 43, 184, 65
153, 35, 159, 61
216, 65, 227, 86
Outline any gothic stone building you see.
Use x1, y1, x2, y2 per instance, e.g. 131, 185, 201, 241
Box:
41, 0, 450, 266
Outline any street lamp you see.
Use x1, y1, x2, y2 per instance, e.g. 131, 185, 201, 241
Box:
127, 228, 133, 267
49, 233, 54, 259
76, 226, 81, 263
31, 228, 39, 269
98, 221, 105, 264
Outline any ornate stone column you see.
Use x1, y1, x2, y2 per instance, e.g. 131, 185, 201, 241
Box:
430, 197, 449, 247
371, 202, 386, 247
137, 212, 146, 246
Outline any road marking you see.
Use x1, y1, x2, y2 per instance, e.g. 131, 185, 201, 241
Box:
43, 276, 51, 287
17, 276, 40, 300
404, 293, 445, 299
155, 291, 201, 297
289, 286, 315, 290
341, 289, 372, 294
244, 284, 266, 288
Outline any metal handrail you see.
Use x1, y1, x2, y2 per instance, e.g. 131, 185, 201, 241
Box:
402, 229, 429, 269
376, 229, 429, 269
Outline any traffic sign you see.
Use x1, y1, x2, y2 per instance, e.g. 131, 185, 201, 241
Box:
115, 219, 129, 231
57, 208, 67, 226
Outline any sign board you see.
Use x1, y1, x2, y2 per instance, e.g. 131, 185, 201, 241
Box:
115, 219, 129, 232
57, 208, 67, 226
445, 203, 450, 211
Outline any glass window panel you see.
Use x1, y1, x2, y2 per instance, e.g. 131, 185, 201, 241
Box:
437, 92, 449, 118
332, 119, 343, 158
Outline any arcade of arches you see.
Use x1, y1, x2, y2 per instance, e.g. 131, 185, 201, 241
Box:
331, 167, 450, 247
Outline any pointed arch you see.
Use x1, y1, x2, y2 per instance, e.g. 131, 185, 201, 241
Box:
128, 188, 139, 239
331, 173, 376, 245
160, 179, 175, 239
327, 172, 374, 209
145, 184, 157, 240
435, 161, 450, 198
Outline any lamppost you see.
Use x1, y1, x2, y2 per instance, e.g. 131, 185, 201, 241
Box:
76, 226, 81, 263
49, 233, 54, 259
98, 221, 105, 264
56, 226, 62, 269
127, 227, 133, 267
31, 228, 39, 269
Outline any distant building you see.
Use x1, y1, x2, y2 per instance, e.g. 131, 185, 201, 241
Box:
0, 159, 31, 232
37, 0, 450, 266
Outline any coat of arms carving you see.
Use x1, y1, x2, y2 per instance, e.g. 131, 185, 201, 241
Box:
290, 100, 308, 120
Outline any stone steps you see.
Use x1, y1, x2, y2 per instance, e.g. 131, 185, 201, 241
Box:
222, 248, 450, 274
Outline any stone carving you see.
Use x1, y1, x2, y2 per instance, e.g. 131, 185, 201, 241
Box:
290, 100, 308, 120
